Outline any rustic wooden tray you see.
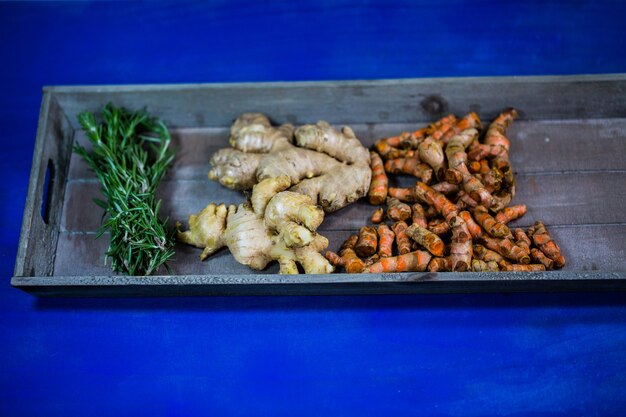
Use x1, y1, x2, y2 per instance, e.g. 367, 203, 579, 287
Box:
12, 75, 626, 296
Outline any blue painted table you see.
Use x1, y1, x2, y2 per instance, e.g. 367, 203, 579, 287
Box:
1, 1, 625, 416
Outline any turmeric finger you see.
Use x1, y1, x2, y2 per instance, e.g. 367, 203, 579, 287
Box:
440, 112, 482, 145
371, 207, 384, 224
413, 182, 458, 222
388, 186, 417, 203
411, 204, 427, 228
428, 257, 451, 272
530, 248, 554, 270
431, 181, 459, 195
459, 211, 483, 239
377, 224, 395, 258
355, 226, 378, 258
332, 235, 365, 273
530, 221, 565, 268
368, 152, 388, 205
472, 259, 499, 272
406, 223, 445, 257
472, 244, 504, 263
501, 263, 546, 272
418, 136, 446, 180
391, 221, 412, 255
512, 228, 531, 253
428, 218, 451, 235
495, 204, 527, 224
384, 157, 433, 183
448, 215, 473, 272
363, 250, 432, 273
386, 197, 412, 222
480, 236, 530, 264
473, 205, 510, 238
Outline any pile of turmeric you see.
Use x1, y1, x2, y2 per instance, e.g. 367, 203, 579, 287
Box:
327, 109, 566, 273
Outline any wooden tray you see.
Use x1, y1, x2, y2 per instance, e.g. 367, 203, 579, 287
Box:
12, 75, 626, 296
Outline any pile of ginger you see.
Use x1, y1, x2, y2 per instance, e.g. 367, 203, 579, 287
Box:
326, 109, 566, 273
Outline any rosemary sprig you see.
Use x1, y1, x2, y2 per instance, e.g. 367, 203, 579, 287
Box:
74, 104, 175, 276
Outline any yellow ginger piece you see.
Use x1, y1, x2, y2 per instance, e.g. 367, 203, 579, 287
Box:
177, 176, 333, 274
208, 113, 371, 212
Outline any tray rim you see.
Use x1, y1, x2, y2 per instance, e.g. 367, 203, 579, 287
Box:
13, 74, 626, 296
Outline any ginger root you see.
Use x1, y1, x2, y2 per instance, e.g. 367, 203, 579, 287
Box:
208, 113, 371, 213
177, 176, 333, 274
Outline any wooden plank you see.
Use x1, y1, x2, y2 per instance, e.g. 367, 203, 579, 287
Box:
53, 225, 626, 277
60, 171, 626, 233
67, 118, 626, 181
49, 75, 626, 129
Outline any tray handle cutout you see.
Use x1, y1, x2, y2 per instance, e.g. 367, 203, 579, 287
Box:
40, 159, 55, 224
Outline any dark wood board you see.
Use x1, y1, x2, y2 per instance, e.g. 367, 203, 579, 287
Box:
12, 75, 626, 296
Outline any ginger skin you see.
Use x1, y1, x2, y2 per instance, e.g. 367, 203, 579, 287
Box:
177, 176, 333, 274
209, 113, 371, 213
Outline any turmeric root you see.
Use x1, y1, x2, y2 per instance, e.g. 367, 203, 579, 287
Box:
178, 176, 333, 274
448, 215, 473, 271
440, 112, 481, 145
428, 257, 451, 272
209, 113, 371, 213
431, 181, 459, 195
384, 156, 433, 183
459, 210, 483, 239
388, 186, 417, 203
363, 251, 432, 273
387, 197, 412, 222
391, 221, 412, 255
355, 226, 378, 258
501, 264, 546, 272
530, 248, 554, 270
428, 218, 451, 235
529, 221, 565, 268
325, 235, 365, 273
512, 228, 531, 253
371, 207, 384, 224
413, 182, 458, 222
473, 205, 510, 238
377, 224, 395, 258
472, 259, 499, 272
495, 204, 527, 224
472, 244, 504, 263
406, 223, 445, 257
444, 128, 479, 184
368, 152, 388, 205
418, 135, 446, 180
411, 204, 427, 228
480, 236, 530, 264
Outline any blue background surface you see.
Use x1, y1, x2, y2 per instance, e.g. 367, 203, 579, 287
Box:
1, 1, 626, 416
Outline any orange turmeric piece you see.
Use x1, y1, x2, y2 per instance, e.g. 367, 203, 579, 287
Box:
530, 248, 554, 270
371, 207, 384, 224
431, 181, 459, 195
373, 132, 411, 159
481, 167, 503, 193
355, 226, 378, 258
413, 182, 459, 222
377, 224, 395, 258
411, 204, 427, 228
391, 221, 412, 255
363, 254, 380, 267
386, 197, 412, 222
529, 221, 565, 268
368, 152, 388, 205
388, 186, 417, 203
325, 235, 365, 273
459, 210, 483, 239
473, 205, 510, 238
428, 218, 451, 235
472, 244, 504, 263
384, 157, 433, 183
512, 228, 531, 253
480, 236, 530, 264
444, 127, 479, 184
495, 204, 527, 224
363, 250, 432, 273
472, 259, 499, 272
448, 215, 473, 271
440, 112, 482, 145
418, 136, 446, 180
406, 223, 445, 257
428, 257, 451, 272
456, 163, 501, 210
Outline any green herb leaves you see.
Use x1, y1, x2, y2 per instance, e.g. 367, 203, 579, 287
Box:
74, 104, 175, 276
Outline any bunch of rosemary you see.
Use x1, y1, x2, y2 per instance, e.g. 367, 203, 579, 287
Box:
74, 104, 175, 276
